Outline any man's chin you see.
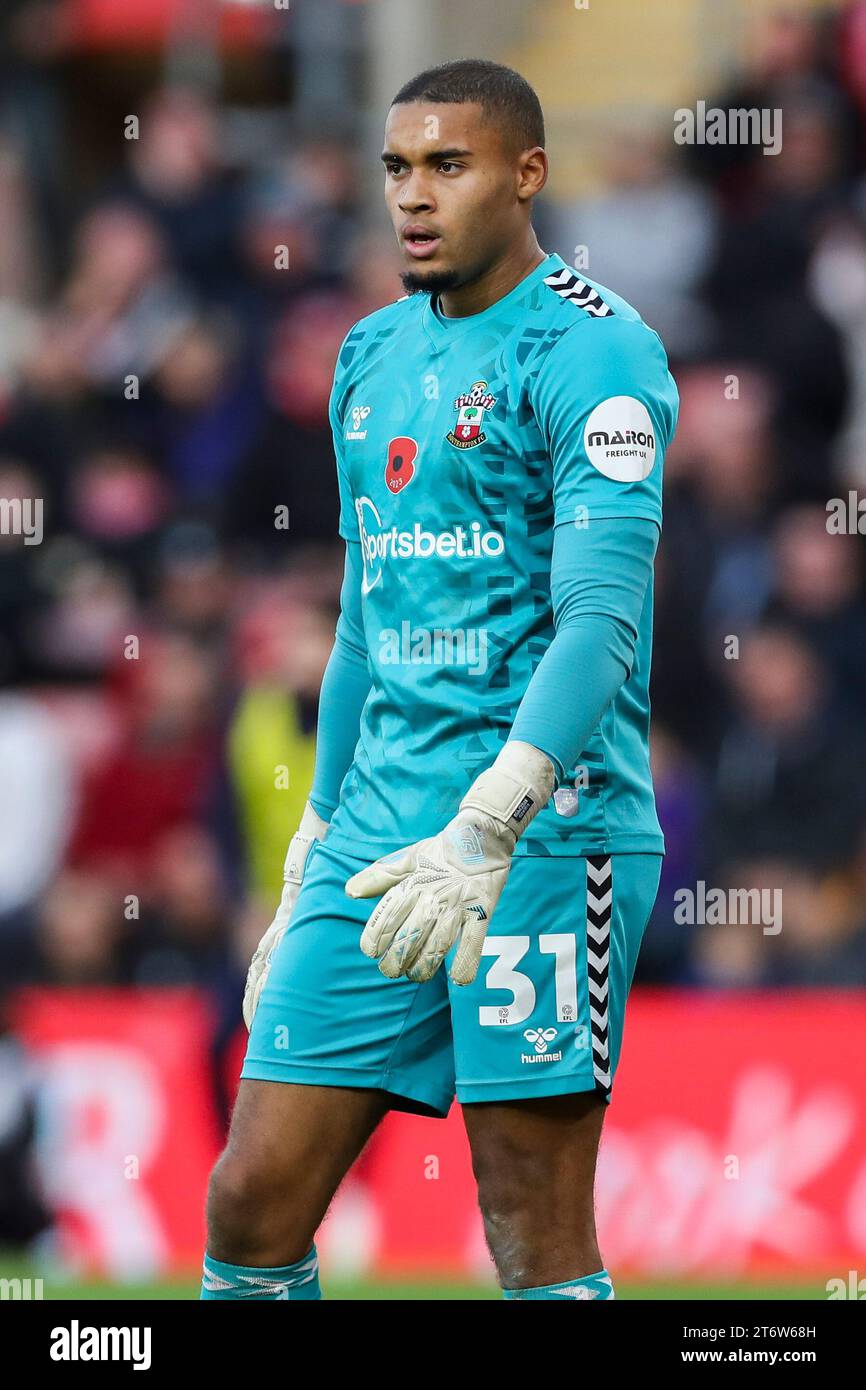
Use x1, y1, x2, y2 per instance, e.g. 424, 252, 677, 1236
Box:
400, 266, 461, 295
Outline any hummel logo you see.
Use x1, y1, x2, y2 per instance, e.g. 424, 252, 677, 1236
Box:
347, 405, 371, 440
521, 1026, 562, 1065
524, 1026, 557, 1054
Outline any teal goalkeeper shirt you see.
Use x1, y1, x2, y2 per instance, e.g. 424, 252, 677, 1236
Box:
315, 252, 679, 859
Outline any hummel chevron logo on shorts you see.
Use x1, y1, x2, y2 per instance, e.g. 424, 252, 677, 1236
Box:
543, 267, 615, 317
585, 855, 613, 1093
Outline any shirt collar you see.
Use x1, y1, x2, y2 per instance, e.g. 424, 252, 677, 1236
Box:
421, 251, 563, 346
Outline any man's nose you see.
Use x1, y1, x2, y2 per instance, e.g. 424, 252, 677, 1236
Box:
397, 173, 435, 212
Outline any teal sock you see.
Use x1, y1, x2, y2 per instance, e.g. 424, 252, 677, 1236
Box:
200, 1246, 321, 1300
502, 1268, 615, 1300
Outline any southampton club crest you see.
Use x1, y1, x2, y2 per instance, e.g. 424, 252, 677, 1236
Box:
446, 380, 496, 449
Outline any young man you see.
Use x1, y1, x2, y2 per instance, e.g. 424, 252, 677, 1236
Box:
202, 58, 678, 1302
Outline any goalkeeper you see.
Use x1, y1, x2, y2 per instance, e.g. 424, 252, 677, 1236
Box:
202, 58, 677, 1303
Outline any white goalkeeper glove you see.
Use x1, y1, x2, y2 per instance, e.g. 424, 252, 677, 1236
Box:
346, 741, 555, 986
242, 801, 329, 1029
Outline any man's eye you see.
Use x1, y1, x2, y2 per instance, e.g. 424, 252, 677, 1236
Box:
385, 162, 404, 176
439, 161, 461, 173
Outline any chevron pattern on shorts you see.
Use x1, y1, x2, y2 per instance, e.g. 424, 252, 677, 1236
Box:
543, 267, 615, 317
586, 854, 613, 1094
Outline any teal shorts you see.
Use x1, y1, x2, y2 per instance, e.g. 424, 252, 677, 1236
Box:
242, 840, 662, 1118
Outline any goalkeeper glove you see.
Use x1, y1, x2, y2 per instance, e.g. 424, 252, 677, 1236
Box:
345, 741, 555, 986
242, 801, 328, 1029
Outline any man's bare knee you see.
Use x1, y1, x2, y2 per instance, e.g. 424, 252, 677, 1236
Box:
205, 1079, 387, 1267
464, 1093, 606, 1287
206, 1150, 302, 1265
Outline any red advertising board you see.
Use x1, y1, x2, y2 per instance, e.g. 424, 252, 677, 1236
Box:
12, 989, 221, 1277
601, 990, 866, 1278
311, 992, 866, 1282
12, 988, 866, 1281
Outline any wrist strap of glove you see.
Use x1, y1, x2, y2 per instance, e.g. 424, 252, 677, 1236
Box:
459, 740, 556, 842
283, 801, 329, 884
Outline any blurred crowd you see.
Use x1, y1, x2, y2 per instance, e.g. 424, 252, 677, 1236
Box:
544, 6, 866, 988
2, 1, 866, 1157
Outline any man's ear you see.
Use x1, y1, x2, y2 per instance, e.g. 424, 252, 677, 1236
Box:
517, 146, 548, 202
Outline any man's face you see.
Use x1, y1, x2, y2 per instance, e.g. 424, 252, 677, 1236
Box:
382, 101, 525, 294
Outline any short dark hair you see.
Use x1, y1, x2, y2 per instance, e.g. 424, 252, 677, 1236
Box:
391, 58, 545, 151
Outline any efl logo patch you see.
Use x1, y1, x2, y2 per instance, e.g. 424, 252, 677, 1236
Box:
446, 380, 496, 449
385, 436, 418, 493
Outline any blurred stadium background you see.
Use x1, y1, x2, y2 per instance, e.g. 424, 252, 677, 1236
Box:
1, 0, 866, 1300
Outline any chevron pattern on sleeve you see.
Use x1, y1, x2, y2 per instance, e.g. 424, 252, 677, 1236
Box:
543, 267, 615, 317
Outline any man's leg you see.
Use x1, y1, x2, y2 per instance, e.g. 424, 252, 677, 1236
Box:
463, 1092, 611, 1297
448, 851, 662, 1299
201, 839, 454, 1297
206, 1079, 388, 1270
